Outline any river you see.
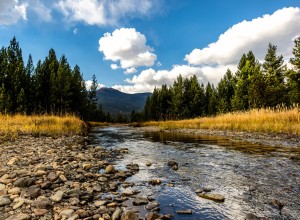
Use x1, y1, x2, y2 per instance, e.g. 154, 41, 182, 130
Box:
89, 126, 300, 220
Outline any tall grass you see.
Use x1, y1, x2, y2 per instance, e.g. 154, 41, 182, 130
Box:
0, 114, 87, 140
140, 107, 300, 135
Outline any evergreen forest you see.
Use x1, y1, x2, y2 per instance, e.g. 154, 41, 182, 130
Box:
1, 37, 299, 123
142, 37, 300, 121
0, 37, 107, 121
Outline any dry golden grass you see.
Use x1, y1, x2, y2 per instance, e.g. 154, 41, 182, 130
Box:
0, 114, 87, 140
140, 107, 300, 135
88, 121, 111, 127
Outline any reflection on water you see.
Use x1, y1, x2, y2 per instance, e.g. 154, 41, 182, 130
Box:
89, 126, 300, 220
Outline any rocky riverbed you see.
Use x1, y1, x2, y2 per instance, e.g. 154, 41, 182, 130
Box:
0, 135, 171, 220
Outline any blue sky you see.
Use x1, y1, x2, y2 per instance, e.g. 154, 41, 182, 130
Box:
0, 0, 299, 93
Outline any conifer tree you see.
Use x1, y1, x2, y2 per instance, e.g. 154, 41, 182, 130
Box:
287, 36, 300, 104
217, 69, 235, 113
263, 43, 286, 107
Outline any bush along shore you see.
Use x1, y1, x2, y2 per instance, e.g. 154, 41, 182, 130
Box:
0, 134, 171, 220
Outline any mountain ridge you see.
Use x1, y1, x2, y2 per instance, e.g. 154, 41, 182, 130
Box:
96, 87, 151, 116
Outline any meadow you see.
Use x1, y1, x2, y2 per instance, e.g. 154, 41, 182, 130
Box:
139, 107, 300, 135
0, 114, 86, 140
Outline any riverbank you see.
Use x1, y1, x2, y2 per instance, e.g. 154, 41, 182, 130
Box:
0, 134, 170, 220
140, 126, 300, 148
0, 115, 87, 142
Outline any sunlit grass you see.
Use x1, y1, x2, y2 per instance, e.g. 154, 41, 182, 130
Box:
88, 121, 111, 127
0, 114, 87, 140
139, 106, 300, 135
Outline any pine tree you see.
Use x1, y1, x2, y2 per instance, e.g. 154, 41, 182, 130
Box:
70, 65, 88, 117
205, 83, 217, 115
263, 43, 287, 107
217, 69, 235, 113
25, 54, 34, 114
232, 51, 260, 110
52, 55, 72, 114
287, 36, 300, 104
171, 75, 184, 119
6, 37, 26, 113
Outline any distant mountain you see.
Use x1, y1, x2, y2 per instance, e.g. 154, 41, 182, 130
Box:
96, 87, 151, 116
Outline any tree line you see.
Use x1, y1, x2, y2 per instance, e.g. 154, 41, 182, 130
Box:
142, 38, 300, 121
0, 37, 108, 121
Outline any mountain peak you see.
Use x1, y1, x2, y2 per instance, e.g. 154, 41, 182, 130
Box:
96, 88, 151, 115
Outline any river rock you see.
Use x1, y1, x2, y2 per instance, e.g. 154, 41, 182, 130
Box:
60, 209, 75, 218
148, 179, 161, 185
145, 201, 160, 211
27, 185, 41, 199
13, 200, 25, 210
176, 209, 193, 214
47, 172, 58, 182
35, 170, 47, 176
32, 197, 53, 209
94, 200, 107, 207
8, 187, 21, 195
0, 195, 11, 206
0, 183, 6, 190
126, 163, 139, 171
13, 177, 35, 187
39, 181, 51, 190
145, 212, 161, 220
5, 213, 31, 220
59, 174, 68, 182
98, 176, 108, 182
167, 160, 178, 170
33, 209, 49, 216
198, 193, 225, 202
146, 162, 152, 166
51, 190, 64, 202
82, 163, 93, 170
93, 184, 102, 192
121, 211, 138, 220
203, 186, 214, 192
105, 164, 115, 174
112, 207, 122, 220
132, 197, 148, 206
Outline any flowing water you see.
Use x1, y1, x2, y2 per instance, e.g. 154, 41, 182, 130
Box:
89, 126, 300, 220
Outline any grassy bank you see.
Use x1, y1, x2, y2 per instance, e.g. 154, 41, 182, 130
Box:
0, 114, 87, 140
138, 107, 300, 135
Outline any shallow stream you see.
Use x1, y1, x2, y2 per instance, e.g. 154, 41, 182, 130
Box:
89, 126, 300, 220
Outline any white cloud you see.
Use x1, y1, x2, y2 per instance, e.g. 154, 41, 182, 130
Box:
30, 0, 52, 22
124, 68, 137, 74
114, 7, 300, 94
85, 80, 105, 90
112, 64, 236, 93
185, 7, 300, 66
55, 0, 160, 26
99, 28, 157, 71
111, 64, 120, 70
0, 0, 28, 25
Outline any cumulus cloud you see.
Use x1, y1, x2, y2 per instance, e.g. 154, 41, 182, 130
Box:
185, 7, 300, 66
124, 68, 138, 74
55, 0, 160, 26
112, 64, 235, 93
114, 7, 300, 93
30, 0, 52, 22
111, 64, 120, 70
85, 80, 105, 90
0, 0, 28, 25
99, 28, 157, 73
